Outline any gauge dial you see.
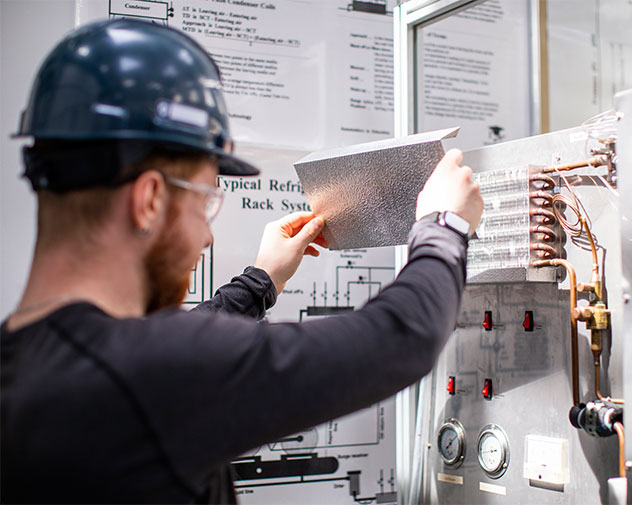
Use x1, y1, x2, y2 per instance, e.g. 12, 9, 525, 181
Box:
437, 419, 466, 467
477, 424, 509, 478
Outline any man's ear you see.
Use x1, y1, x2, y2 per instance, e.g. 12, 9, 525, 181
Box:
130, 170, 167, 234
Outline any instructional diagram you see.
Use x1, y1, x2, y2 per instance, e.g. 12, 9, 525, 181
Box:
108, 0, 173, 24
182, 252, 212, 306
417, 0, 531, 151
77, 0, 397, 150
231, 401, 396, 504
299, 265, 395, 321
339, 0, 390, 16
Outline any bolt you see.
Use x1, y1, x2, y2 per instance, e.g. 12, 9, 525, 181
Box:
626, 461, 632, 471
624, 294, 630, 305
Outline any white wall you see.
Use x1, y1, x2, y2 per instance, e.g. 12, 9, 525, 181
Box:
0, 0, 75, 319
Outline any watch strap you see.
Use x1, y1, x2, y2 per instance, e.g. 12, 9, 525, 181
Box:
418, 211, 470, 239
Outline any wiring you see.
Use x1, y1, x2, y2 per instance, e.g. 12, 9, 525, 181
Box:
581, 108, 620, 142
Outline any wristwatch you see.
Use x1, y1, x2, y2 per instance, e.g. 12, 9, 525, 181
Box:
419, 211, 471, 239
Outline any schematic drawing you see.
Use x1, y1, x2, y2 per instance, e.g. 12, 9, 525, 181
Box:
183, 252, 207, 306
269, 404, 382, 452
232, 461, 397, 505
340, 1, 391, 16
109, 0, 173, 25
268, 427, 319, 452
230, 260, 395, 502
232, 453, 339, 481
299, 265, 395, 321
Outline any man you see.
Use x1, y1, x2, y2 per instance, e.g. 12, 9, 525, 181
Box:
1, 19, 483, 504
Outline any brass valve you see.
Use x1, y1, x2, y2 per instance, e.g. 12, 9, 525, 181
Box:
577, 283, 595, 293
573, 302, 610, 330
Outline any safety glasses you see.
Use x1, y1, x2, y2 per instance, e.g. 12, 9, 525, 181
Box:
165, 176, 224, 223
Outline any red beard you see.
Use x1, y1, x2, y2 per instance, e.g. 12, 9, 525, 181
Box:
143, 202, 198, 313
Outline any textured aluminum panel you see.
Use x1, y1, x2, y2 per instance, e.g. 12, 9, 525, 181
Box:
294, 128, 459, 250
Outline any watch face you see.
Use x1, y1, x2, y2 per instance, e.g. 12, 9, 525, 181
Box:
443, 212, 470, 236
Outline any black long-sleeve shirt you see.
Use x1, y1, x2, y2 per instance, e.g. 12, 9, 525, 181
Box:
0, 220, 467, 503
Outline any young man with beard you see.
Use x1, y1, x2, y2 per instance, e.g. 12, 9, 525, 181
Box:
1, 19, 483, 504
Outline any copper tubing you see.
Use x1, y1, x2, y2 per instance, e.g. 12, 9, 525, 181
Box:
577, 283, 595, 293
531, 243, 558, 256
592, 330, 624, 404
540, 156, 609, 174
529, 190, 554, 204
529, 173, 556, 188
594, 357, 625, 404
532, 259, 579, 406
614, 422, 625, 478
580, 217, 601, 299
530, 225, 557, 241
530, 208, 556, 223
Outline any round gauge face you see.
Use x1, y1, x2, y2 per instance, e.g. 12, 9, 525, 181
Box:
477, 425, 509, 478
437, 419, 465, 467
478, 433, 503, 471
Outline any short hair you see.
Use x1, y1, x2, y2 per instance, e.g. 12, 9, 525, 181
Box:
34, 142, 213, 248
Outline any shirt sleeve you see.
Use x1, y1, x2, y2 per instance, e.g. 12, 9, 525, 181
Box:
192, 266, 277, 320
107, 220, 467, 492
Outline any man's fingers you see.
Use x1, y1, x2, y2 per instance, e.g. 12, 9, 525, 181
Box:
435, 148, 463, 173
444, 148, 463, 164
304, 246, 320, 257
279, 212, 316, 237
313, 234, 329, 249
294, 216, 325, 247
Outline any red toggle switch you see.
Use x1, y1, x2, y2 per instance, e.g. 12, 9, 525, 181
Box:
447, 376, 456, 395
482, 311, 493, 331
523, 311, 534, 332
481, 378, 493, 399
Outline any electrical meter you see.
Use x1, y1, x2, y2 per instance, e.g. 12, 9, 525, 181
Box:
437, 418, 466, 468
477, 424, 510, 478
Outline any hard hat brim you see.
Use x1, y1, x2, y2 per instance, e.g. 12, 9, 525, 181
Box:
217, 151, 260, 176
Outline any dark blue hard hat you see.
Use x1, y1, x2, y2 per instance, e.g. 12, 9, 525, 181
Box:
15, 18, 259, 186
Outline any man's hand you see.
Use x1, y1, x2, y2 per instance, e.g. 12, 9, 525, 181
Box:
415, 148, 484, 233
255, 212, 328, 294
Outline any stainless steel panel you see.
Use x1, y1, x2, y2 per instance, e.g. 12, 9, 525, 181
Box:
424, 283, 619, 504
294, 128, 458, 250
415, 126, 626, 504
614, 89, 632, 502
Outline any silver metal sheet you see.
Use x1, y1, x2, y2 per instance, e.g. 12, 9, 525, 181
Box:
614, 88, 632, 502
423, 283, 619, 505
412, 122, 625, 505
294, 127, 459, 250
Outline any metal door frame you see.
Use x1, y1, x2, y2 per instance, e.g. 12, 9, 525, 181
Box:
392, 1, 546, 502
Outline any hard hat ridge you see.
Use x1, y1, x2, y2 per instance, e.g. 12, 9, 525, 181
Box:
15, 18, 258, 191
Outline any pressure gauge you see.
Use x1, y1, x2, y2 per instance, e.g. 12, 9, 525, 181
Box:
477, 424, 510, 478
437, 418, 466, 468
